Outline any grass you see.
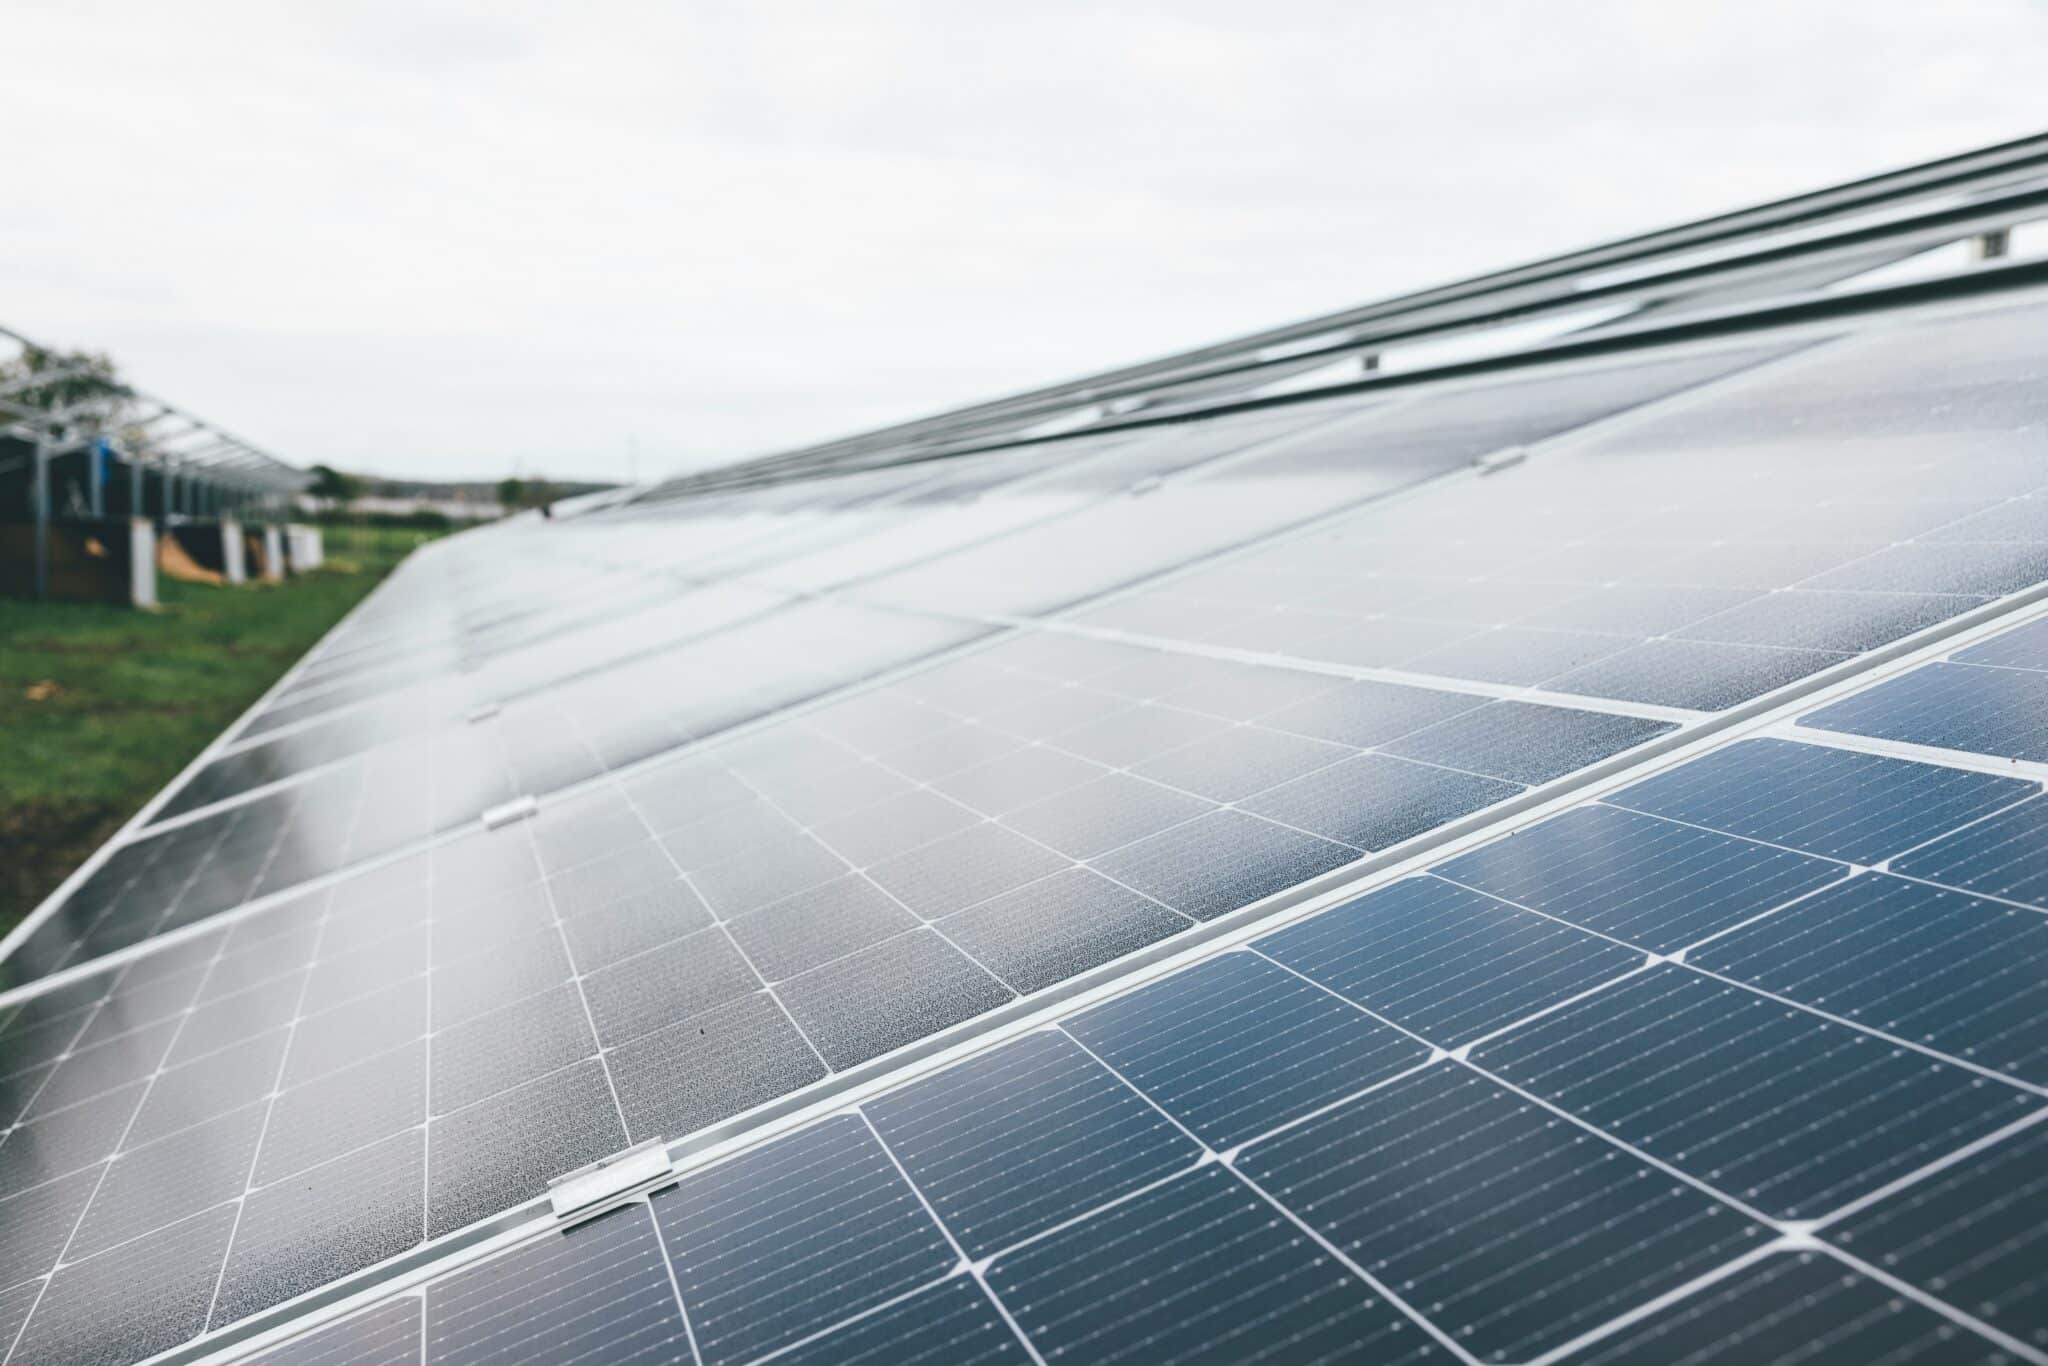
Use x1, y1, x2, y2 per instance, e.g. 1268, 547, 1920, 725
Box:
0, 523, 440, 937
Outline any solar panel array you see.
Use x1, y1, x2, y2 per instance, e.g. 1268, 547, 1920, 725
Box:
213, 591, 2048, 1366
2, 285, 2047, 1363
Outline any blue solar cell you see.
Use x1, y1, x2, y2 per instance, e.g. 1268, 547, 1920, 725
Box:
1608, 738, 2034, 865
1436, 802, 1847, 952
1692, 873, 2048, 1085
1825, 1121, 2048, 1350
1064, 951, 1432, 1148
771, 1275, 1029, 1366
1953, 614, 2048, 671
250, 1298, 421, 1366
1472, 965, 2042, 1219
1256, 875, 1644, 1046
1892, 794, 2048, 908
1557, 1251, 2011, 1365
651, 1113, 955, 1366
424, 1202, 687, 1366
986, 1163, 1431, 1365
863, 1029, 1199, 1258
1800, 661, 2048, 762
1235, 1063, 1768, 1362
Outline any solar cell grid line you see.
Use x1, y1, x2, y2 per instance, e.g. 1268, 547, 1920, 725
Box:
1685, 872, 2048, 1088
985, 1163, 1447, 1366
1605, 736, 2039, 866
1232, 1060, 1774, 1363
1547, 1250, 2015, 1366
1819, 1118, 2048, 1354
2, 919, 255, 1366
1952, 610, 2048, 671
244, 1296, 420, 1366
859, 1029, 1203, 1260
1800, 659, 2048, 763
421, 1202, 689, 1366
1041, 311, 2048, 711
648, 1113, 958, 1366
1252, 874, 1651, 1049
1891, 793, 2048, 909
764, 1275, 1030, 1366
1060, 949, 1435, 1151
1465, 964, 2044, 1222
1432, 801, 1853, 954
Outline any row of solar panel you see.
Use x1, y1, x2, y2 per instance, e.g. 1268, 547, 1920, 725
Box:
201, 711, 2048, 1366
0, 329, 1843, 977
35, 301, 2036, 995
0, 630, 1689, 1355
5, 297, 2047, 1366
7, 589, 2044, 1366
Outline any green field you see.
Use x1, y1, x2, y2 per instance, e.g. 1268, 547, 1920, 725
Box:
0, 524, 439, 937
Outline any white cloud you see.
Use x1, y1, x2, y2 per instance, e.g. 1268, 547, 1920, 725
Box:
5, 0, 2046, 481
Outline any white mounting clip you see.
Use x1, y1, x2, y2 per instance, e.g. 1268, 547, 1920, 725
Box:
481, 794, 539, 831
547, 1137, 673, 1220
1474, 445, 1528, 476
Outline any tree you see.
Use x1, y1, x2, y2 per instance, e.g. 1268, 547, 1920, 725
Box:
308, 464, 364, 513
495, 477, 557, 514
0, 346, 131, 441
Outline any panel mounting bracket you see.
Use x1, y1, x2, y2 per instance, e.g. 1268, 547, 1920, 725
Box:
481, 794, 539, 831
1474, 445, 1528, 475
547, 1137, 674, 1221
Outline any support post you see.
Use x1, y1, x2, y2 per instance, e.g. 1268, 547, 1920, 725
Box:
129, 517, 157, 608
1973, 228, 2011, 261
31, 435, 50, 601
88, 436, 105, 518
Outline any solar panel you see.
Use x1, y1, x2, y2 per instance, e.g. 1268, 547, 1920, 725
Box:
185, 598, 2046, 1366
9, 152, 2048, 1364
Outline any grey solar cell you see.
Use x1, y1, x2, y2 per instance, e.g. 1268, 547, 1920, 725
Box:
215, 1130, 424, 1326
1383, 699, 1675, 784
1241, 751, 1522, 848
650, 1114, 955, 1365
248, 1298, 419, 1366
1088, 808, 1358, 922
8, 1204, 237, 1366
424, 1203, 688, 1366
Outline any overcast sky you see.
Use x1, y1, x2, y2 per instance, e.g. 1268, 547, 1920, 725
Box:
7, 1, 2047, 484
